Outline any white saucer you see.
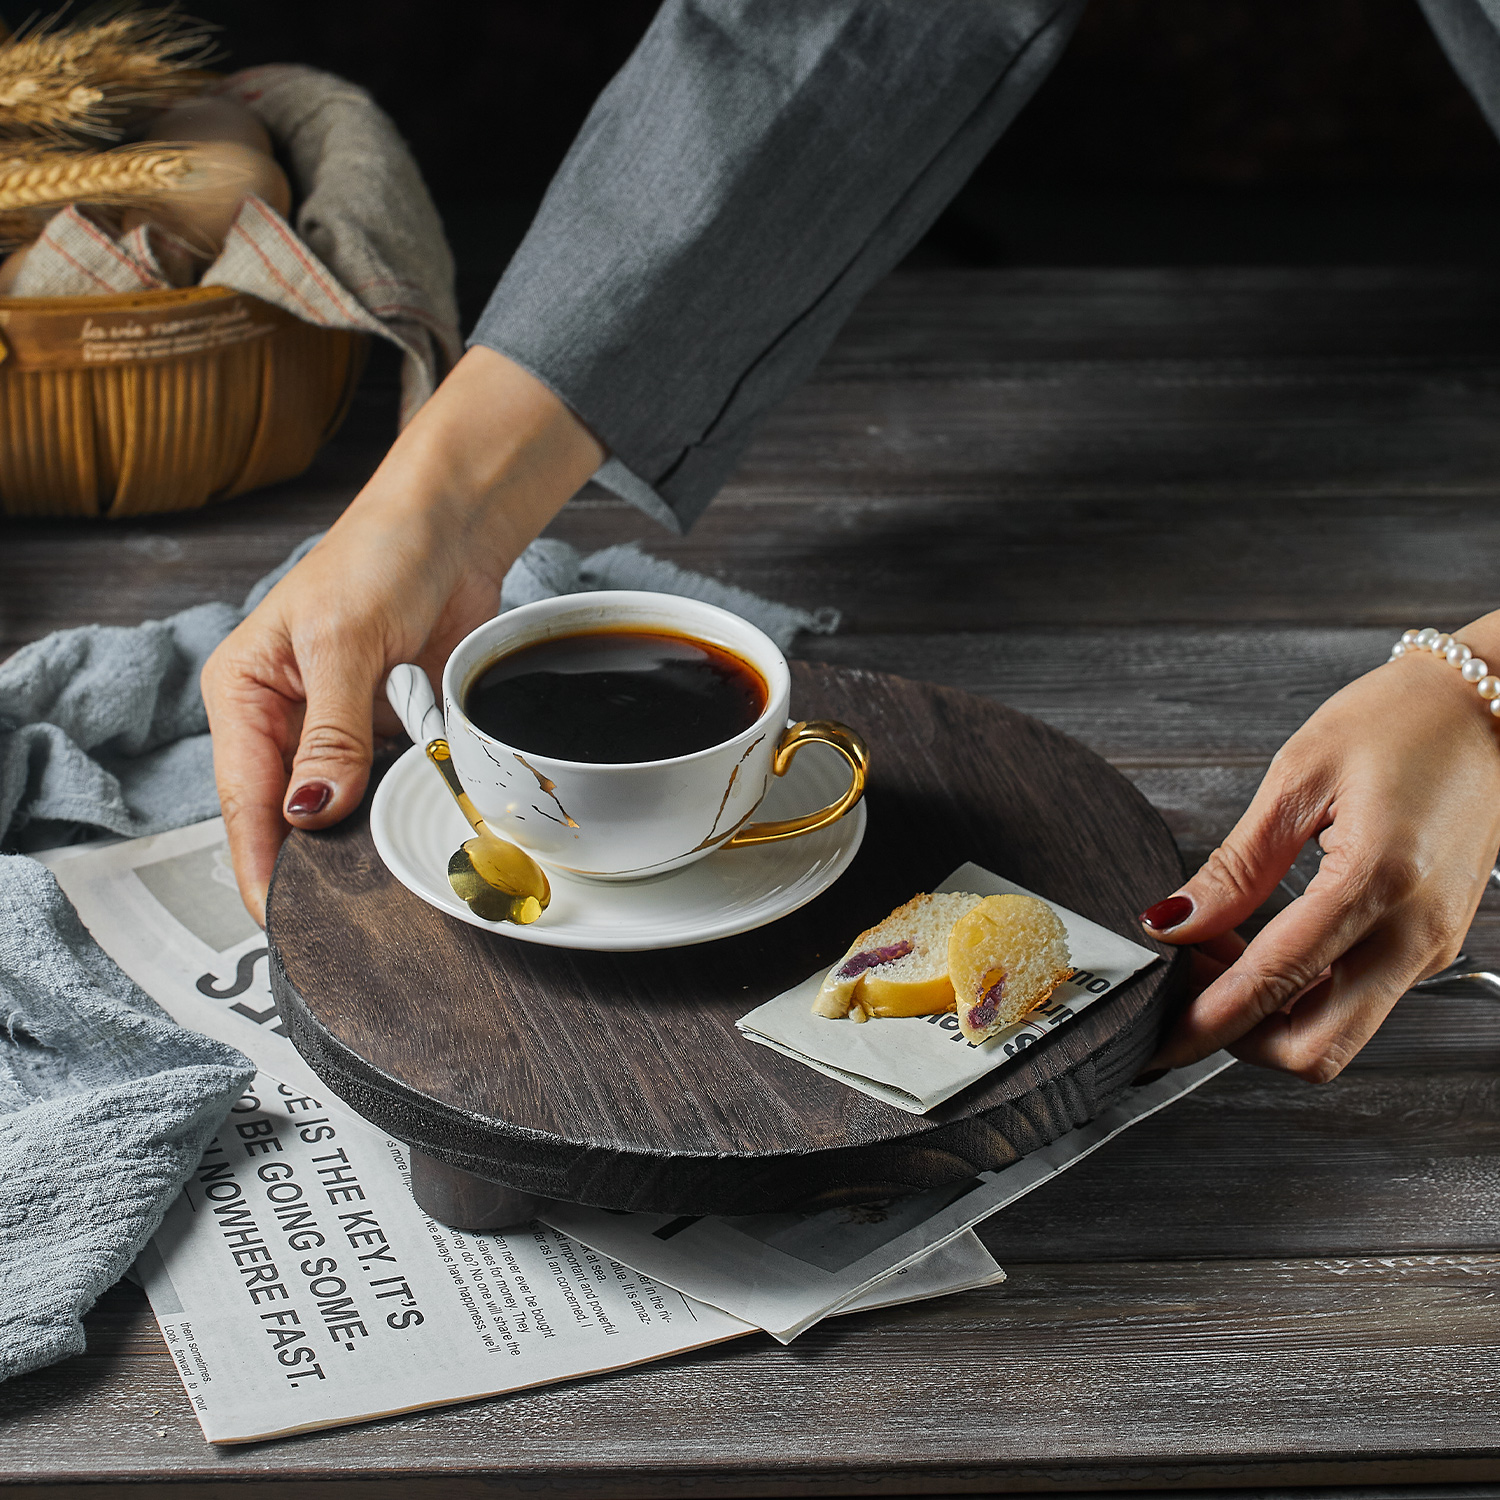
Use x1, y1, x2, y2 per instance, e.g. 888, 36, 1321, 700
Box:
369, 741, 866, 951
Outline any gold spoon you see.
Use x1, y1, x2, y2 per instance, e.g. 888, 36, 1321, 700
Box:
385, 664, 550, 925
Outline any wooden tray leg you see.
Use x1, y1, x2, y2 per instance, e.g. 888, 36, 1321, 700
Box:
409, 1148, 544, 1231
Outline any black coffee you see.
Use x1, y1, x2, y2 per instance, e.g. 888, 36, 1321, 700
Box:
464, 628, 767, 763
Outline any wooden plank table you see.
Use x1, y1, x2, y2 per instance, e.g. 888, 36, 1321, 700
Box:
4, 267, 1500, 1496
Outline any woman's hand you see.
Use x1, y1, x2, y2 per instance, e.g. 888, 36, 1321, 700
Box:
1140, 620, 1500, 1081
201, 347, 605, 924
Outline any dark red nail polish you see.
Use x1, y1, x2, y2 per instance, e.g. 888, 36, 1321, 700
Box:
286, 782, 332, 817
1140, 893, 1193, 931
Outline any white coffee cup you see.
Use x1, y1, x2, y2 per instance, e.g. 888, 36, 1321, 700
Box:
439, 591, 867, 881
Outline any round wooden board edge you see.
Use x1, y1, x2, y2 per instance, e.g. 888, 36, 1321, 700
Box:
271, 932, 1186, 1215
268, 662, 1193, 1215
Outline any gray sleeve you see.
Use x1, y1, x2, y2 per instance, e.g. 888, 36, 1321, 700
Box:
1419, 1, 1500, 139
470, 0, 1083, 533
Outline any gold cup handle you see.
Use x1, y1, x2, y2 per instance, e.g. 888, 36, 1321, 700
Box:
724, 720, 869, 848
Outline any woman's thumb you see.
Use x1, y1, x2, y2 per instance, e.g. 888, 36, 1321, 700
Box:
283, 662, 377, 828
1139, 776, 1313, 944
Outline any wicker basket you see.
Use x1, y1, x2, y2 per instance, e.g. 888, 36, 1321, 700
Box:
0, 284, 367, 518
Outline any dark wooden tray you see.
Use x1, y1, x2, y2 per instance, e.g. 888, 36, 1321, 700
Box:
268, 662, 1188, 1217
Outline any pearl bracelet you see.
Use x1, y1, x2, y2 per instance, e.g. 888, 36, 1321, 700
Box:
1389, 627, 1500, 717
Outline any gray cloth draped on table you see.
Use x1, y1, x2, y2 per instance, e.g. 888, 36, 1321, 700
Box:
473, 0, 1500, 535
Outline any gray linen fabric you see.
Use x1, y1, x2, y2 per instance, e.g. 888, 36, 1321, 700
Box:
216, 64, 464, 423
0, 606, 235, 855
0, 856, 253, 1381
472, 0, 1086, 533
0, 540, 316, 856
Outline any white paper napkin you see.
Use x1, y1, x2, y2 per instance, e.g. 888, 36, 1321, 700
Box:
736, 862, 1160, 1113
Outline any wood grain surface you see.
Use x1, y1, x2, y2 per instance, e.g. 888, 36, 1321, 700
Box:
267, 664, 1187, 1215
5, 267, 1500, 1491
10, 268, 1500, 653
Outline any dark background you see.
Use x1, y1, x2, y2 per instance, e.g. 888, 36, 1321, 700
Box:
11, 0, 1500, 323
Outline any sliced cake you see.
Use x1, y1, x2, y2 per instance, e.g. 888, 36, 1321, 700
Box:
812, 891, 983, 1023
947, 894, 1073, 1043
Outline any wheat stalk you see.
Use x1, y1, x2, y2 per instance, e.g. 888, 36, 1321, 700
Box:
0, 142, 252, 247
0, 8, 217, 145
0, 142, 195, 213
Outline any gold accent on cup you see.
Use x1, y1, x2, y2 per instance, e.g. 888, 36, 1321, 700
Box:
427, 740, 551, 924
724, 720, 868, 847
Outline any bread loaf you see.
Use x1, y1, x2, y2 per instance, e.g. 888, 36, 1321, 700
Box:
119, 96, 291, 260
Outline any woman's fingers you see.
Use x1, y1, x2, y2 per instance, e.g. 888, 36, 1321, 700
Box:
1150, 850, 1397, 1075
281, 643, 380, 833
1226, 929, 1418, 1078
203, 610, 385, 923
203, 664, 301, 927
1193, 929, 1247, 969
1140, 761, 1326, 944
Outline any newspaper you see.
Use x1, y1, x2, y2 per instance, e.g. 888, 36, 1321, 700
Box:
737, 861, 1161, 1112
545, 1053, 1232, 1342
36, 820, 1230, 1429
134, 1064, 1002, 1443
34, 822, 1004, 1441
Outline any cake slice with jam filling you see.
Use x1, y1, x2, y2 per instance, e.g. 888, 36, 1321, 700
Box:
947, 894, 1073, 1043
812, 891, 983, 1022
